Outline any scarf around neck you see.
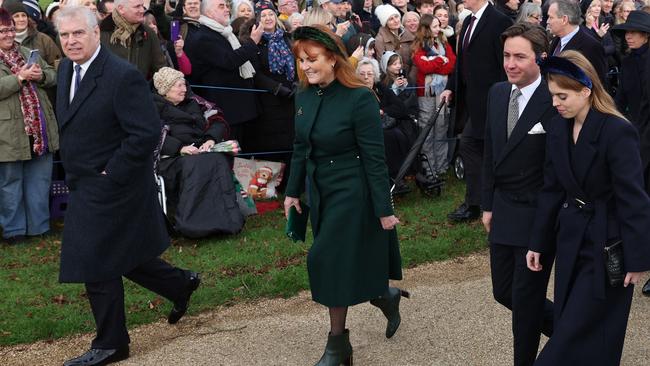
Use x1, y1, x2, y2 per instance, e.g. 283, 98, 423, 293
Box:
110, 10, 139, 48
0, 44, 45, 155
198, 15, 255, 79
14, 29, 29, 44
424, 40, 448, 97
262, 29, 295, 82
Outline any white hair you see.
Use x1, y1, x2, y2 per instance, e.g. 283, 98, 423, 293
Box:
230, 0, 254, 21
201, 0, 220, 14
55, 5, 98, 30
356, 57, 381, 83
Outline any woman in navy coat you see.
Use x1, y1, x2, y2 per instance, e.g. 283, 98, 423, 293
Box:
526, 51, 650, 365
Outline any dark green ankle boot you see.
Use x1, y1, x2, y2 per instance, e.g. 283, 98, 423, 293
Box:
315, 329, 353, 366
370, 287, 410, 338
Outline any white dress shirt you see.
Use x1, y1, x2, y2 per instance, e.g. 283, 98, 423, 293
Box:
69, 45, 101, 103
511, 74, 542, 118
558, 26, 580, 53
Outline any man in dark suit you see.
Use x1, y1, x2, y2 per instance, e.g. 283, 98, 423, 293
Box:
482, 23, 556, 366
184, 0, 264, 145
55, 7, 200, 365
547, 0, 608, 85
440, 0, 512, 222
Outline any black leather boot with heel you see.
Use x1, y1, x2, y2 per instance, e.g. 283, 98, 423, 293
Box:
315, 329, 353, 366
370, 287, 410, 338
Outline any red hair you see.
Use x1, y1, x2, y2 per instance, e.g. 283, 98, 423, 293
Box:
291, 25, 366, 90
0, 8, 13, 27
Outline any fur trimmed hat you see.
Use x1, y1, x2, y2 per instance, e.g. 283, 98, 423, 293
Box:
374, 4, 400, 28
153, 67, 185, 96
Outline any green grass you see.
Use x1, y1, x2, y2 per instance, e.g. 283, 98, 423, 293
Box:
0, 177, 485, 346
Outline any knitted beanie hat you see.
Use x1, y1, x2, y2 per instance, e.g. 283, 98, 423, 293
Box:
19, 0, 41, 20
2, 0, 28, 16
153, 67, 185, 96
255, 0, 277, 15
374, 4, 400, 28
45, 2, 60, 20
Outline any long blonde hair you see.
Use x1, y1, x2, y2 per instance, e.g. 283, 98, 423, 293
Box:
549, 50, 627, 121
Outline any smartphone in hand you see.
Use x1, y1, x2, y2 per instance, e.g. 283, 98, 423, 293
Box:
27, 49, 40, 66
170, 20, 180, 41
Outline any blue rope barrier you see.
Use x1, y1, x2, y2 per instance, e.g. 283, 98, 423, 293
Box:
190, 84, 270, 93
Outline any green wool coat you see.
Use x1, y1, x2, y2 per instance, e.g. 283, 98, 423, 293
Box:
285, 80, 403, 307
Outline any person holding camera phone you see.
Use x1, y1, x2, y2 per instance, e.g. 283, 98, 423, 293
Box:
0, 8, 59, 245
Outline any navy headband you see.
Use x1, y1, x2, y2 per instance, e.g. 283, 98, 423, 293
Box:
540, 56, 593, 89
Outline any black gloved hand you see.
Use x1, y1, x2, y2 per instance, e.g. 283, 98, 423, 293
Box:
274, 84, 294, 98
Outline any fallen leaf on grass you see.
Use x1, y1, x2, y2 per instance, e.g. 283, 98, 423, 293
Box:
52, 294, 67, 305
148, 297, 164, 310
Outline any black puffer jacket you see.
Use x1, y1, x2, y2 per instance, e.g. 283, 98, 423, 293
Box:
154, 94, 226, 156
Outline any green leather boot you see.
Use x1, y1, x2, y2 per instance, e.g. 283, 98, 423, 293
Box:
370, 287, 410, 338
315, 329, 353, 366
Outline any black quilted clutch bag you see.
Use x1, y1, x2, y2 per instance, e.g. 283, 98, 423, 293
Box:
604, 240, 624, 287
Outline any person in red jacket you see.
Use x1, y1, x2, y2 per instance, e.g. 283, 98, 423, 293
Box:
412, 14, 456, 190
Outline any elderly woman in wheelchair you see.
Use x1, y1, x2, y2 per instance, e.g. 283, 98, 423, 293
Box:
153, 67, 244, 238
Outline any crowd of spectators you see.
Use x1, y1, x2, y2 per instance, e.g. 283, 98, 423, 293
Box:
2, 0, 650, 241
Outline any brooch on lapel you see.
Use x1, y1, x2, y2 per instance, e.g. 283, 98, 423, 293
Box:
297, 107, 303, 116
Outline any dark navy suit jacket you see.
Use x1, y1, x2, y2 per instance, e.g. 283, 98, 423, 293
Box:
482, 80, 557, 247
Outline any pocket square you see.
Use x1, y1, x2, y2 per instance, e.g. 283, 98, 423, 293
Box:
528, 122, 546, 134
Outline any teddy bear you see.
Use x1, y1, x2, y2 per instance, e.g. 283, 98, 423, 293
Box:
248, 166, 274, 199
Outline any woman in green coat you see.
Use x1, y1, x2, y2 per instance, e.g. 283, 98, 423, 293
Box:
284, 25, 407, 366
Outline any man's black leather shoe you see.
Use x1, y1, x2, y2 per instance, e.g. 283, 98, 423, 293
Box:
63, 346, 129, 366
642, 278, 650, 297
447, 203, 480, 222
168, 271, 201, 324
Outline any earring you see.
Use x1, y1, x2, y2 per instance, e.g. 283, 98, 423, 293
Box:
331, 64, 335, 68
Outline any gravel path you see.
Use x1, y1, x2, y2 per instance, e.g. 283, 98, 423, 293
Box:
3, 252, 650, 365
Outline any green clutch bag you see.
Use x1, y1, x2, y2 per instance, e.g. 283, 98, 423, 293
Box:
286, 202, 310, 242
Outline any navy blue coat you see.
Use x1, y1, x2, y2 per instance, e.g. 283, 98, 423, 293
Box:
529, 110, 650, 364
482, 80, 557, 247
549, 27, 608, 87
531, 110, 650, 306
56, 47, 169, 283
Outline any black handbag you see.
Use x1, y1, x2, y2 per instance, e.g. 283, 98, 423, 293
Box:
604, 239, 624, 287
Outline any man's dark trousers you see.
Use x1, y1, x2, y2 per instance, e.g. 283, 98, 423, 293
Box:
490, 243, 554, 366
86, 258, 188, 348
